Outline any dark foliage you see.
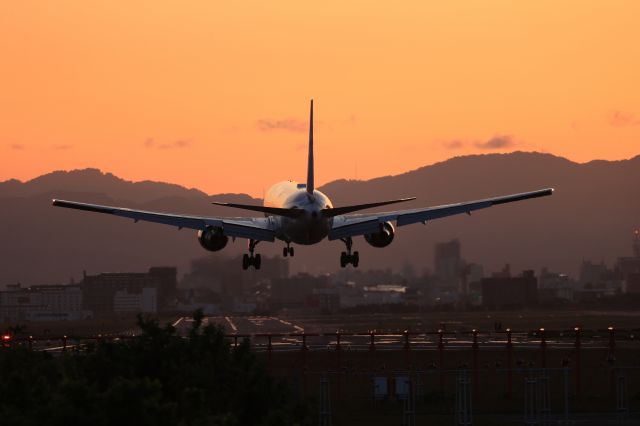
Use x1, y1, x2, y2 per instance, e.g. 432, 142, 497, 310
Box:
0, 311, 309, 426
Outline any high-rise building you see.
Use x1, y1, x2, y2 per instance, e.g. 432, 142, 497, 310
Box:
617, 230, 640, 281
434, 239, 462, 289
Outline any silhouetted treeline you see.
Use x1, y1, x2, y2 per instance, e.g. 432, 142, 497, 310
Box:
0, 311, 310, 426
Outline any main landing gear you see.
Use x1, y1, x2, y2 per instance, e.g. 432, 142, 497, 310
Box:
340, 237, 359, 268
282, 243, 295, 257
242, 239, 261, 270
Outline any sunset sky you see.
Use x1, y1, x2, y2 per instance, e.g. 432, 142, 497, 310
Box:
1, 1, 639, 196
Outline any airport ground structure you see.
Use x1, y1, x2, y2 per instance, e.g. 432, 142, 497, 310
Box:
254, 327, 639, 425
4, 321, 640, 425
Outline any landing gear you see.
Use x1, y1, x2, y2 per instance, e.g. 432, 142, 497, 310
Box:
243, 239, 261, 270
283, 243, 294, 257
339, 237, 359, 268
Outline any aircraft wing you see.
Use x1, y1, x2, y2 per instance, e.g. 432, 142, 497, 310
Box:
52, 199, 276, 242
328, 188, 553, 240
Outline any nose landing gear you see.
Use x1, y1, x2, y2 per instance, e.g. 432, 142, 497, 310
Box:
282, 243, 294, 257
339, 237, 359, 268
242, 239, 261, 270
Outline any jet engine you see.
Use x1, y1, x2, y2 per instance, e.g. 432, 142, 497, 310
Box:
364, 222, 395, 248
197, 226, 229, 251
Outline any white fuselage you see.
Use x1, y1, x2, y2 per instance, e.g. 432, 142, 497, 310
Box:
264, 181, 333, 244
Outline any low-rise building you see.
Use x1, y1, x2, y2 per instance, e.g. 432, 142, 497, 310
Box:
113, 287, 157, 314
82, 267, 176, 316
269, 273, 328, 310
0, 284, 87, 322
308, 288, 340, 313
362, 284, 407, 305
481, 270, 538, 309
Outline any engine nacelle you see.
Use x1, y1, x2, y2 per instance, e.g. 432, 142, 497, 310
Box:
364, 222, 395, 248
197, 226, 229, 251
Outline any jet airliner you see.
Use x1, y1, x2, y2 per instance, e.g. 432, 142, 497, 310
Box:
53, 100, 553, 270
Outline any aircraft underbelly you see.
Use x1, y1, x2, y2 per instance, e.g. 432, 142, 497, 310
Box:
280, 217, 329, 245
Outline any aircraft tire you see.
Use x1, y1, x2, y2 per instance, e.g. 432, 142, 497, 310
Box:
242, 254, 250, 270
254, 254, 262, 270
283, 247, 288, 257
289, 247, 294, 257
340, 252, 347, 268
352, 251, 359, 268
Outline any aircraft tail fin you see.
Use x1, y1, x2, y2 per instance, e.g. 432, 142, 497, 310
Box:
306, 99, 314, 195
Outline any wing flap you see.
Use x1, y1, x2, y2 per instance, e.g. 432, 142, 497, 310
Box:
220, 219, 276, 241
329, 218, 380, 240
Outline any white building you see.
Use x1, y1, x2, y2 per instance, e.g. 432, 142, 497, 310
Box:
113, 287, 157, 314
362, 284, 407, 305
0, 284, 87, 322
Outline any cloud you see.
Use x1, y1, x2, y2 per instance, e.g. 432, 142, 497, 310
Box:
144, 138, 192, 149
157, 139, 192, 149
609, 110, 640, 127
443, 140, 464, 149
474, 135, 515, 150
10, 143, 24, 150
53, 144, 73, 150
257, 118, 306, 133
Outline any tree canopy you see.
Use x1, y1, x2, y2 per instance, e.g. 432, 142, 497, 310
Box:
0, 311, 309, 426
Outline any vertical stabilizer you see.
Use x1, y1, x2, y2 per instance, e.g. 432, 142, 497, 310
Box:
306, 99, 314, 195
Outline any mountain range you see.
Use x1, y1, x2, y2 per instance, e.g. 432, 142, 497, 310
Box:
1, 151, 639, 286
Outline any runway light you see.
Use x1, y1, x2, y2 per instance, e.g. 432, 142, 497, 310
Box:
608, 326, 614, 331
2, 334, 11, 341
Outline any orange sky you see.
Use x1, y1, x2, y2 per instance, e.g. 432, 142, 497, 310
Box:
1, 1, 639, 196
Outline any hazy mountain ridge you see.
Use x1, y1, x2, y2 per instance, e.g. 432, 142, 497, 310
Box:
1, 152, 639, 285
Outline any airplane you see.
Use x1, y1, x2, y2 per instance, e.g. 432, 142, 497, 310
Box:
52, 100, 553, 270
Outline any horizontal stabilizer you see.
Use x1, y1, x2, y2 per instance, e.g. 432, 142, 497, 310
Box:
323, 197, 416, 218
211, 202, 305, 218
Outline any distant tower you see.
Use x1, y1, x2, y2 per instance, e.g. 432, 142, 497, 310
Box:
434, 239, 462, 289
633, 229, 640, 258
